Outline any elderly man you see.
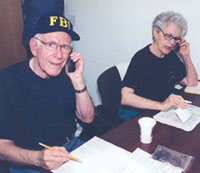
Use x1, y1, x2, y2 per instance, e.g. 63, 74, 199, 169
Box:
121, 11, 198, 118
0, 14, 94, 172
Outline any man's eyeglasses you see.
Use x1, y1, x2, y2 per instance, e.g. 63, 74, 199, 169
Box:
34, 37, 72, 53
157, 27, 181, 43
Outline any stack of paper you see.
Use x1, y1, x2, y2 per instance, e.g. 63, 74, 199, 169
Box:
154, 105, 200, 131
52, 137, 187, 173
52, 137, 144, 173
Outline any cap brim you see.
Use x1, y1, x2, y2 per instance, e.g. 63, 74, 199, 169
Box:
34, 28, 80, 41
67, 30, 80, 41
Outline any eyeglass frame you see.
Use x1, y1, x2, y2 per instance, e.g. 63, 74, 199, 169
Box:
157, 27, 182, 43
34, 37, 72, 53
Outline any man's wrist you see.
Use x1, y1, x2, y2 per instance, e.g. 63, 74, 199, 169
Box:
74, 86, 87, 93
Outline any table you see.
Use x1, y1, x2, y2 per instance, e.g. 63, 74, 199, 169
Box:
101, 92, 200, 173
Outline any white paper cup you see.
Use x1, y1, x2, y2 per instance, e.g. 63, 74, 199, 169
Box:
138, 117, 156, 144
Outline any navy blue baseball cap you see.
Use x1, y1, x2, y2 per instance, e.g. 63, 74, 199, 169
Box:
33, 14, 80, 41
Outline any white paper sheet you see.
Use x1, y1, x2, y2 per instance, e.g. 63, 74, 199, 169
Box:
154, 105, 200, 131
52, 137, 146, 173
52, 136, 186, 173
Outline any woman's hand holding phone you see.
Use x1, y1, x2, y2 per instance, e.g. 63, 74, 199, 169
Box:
177, 38, 190, 58
173, 43, 180, 52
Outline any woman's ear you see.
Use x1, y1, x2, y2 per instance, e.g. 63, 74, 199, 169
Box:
29, 38, 38, 57
153, 27, 160, 41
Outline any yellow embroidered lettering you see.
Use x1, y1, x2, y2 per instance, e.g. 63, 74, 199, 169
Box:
59, 17, 69, 28
49, 16, 58, 26
67, 21, 71, 29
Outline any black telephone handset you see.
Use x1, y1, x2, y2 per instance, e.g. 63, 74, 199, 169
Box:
174, 43, 180, 52
67, 49, 76, 73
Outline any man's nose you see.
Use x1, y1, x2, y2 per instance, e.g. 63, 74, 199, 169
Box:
55, 46, 63, 59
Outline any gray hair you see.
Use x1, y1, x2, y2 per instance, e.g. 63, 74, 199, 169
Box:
152, 11, 188, 38
33, 34, 41, 47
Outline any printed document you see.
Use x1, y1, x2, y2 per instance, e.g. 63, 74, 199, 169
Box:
52, 137, 146, 173
154, 105, 200, 131
52, 137, 187, 173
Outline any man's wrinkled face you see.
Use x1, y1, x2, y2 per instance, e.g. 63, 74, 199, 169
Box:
34, 31, 72, 78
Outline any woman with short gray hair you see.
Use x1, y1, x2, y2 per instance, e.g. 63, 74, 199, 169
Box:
121, 11, 198, 116
152, 11, 188, 38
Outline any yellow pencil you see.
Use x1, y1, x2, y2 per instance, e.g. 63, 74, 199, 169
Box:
38, 142, 81, 162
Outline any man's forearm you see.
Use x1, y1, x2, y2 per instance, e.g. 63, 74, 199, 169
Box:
70, 77, 94, 123
0, 139, 40, 167
75, 90, 94, 123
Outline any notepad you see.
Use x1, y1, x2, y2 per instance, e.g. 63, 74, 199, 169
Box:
184, 81, 200, 95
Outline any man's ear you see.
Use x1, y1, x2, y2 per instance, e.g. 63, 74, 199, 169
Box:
153, 27, 160, 40
29, 38, 38, 57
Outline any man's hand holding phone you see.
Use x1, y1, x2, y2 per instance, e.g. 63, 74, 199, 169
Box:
67, 48, 75, 73
65, 49, 84, 79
